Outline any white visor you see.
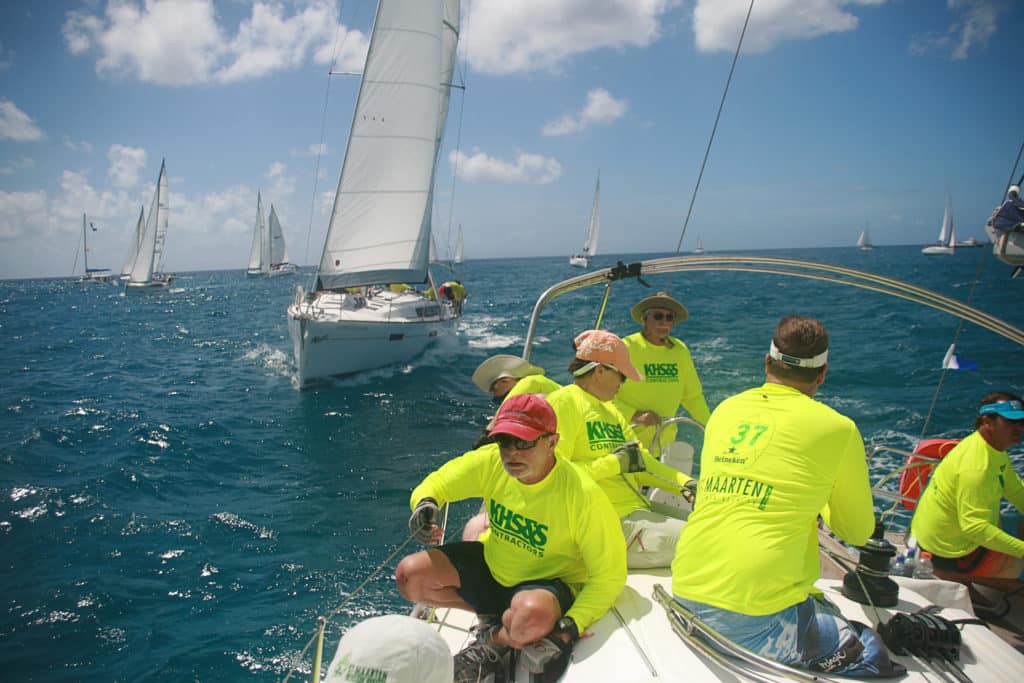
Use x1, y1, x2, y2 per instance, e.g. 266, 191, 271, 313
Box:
769, 341, 828, 368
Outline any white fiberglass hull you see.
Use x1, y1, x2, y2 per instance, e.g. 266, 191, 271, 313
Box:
288, 288, 458, 386
125, 274, 174, 289
921, 245, 954, 255
569, 255, 589, 268
987, 224, 1024, 266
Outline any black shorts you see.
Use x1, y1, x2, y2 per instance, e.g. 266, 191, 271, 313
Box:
437, 541, 575, 617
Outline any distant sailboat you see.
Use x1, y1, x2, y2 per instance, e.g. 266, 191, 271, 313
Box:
453, 224, 464, 264
125, 159, 174, 288
247, 193, 298, 277
922, 194, 955, 255
287, 0, 463, 386
569, 172, 600, 268
77, 213, 113, 283
857, 224, 876, 250
693, 236, 705, 255
266, 205, 298, 276
246, 192, 268, 276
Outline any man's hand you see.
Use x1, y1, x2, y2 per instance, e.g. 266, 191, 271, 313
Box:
612, 441, 645, 473
631, 410, 661, 427
681, 479, 698, 504
409, 497, 440, 544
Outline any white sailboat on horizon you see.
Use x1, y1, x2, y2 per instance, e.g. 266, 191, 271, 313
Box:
125, 159, 174, 288
247, 193, 298, 277
287, 0, 463, 387
569, 172, 601, 268
693, 235, 705, 255
922, 194, 955, 255
453, 224, 464, 265
857, 223, 876, 250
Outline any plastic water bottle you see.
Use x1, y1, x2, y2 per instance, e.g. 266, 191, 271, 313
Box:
889, 556, 907, 577
913, 551, 934, 579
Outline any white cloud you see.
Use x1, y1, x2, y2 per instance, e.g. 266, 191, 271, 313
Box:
542, 88, 628, 136
694, 0, 887, 54
301, 143, 328, 157
467, 0, 681, 75
107, 145, 148, 189
0, 157, 35, 175
450, 148, 562, 184
0, 100, 45, 141
0, 40, 13, 72
62, 0, 367, 86
63, 135, 94, 153
0, 190, 48, 240
909, 0, 998, 60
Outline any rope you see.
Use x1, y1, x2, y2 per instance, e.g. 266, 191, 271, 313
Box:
666, 0, 756, 290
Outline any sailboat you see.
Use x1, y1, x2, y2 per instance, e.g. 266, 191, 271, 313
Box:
569, 172, 600, 268
453, 224, 464, 264
125, 159, 174, 288
266, 204, 298, 276
120, 206, 145, 281
692, 236, 705, 255
921, 194, 955, 255
77, 214, 113, 283
245, 192, 268, 277
857, 223, 875, 250
247, 194, 298, 277
287, 0, 463, 386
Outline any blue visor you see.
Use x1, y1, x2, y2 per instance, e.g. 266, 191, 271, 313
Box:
978, 400, 1024, 420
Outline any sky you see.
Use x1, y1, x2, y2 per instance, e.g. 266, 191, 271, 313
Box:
1, 0, 1023, 280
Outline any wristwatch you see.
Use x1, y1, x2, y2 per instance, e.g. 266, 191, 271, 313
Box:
556, 616, 580, 642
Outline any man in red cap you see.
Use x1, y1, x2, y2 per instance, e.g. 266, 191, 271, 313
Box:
396, 394, 625, 683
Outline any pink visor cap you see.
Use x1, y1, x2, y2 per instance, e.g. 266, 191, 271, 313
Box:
573, 329, 643, 382
489, 394, 558, 440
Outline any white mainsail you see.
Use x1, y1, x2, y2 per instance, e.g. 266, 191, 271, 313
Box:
454, 224, 464, 264
268, 204, 289, 268
121, 206, 145, 277
247, 192, 266, 275
316, 0, 445, 290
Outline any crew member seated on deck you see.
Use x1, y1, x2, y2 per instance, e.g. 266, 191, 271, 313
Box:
472, 355, 561, 406
910, 392, 1024, 593
613, 292, 711, 452
546, 329, 697, 569
396, 394, 626, 683
671, 315, 904, 678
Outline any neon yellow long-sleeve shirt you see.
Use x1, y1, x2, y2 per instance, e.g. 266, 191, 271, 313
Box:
911, 431, 1024, 558
505, 375, 561, 402
672, 382, 874, 615
409, 444, 626, 631
547, 384, 692, 517
613, 333, 711, 449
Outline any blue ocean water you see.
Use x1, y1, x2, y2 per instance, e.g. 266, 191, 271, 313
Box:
1, 246, 1022, 681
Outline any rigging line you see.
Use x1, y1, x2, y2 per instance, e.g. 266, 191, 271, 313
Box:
280, 532, 419, 683
666, 0, 756, 289
300, 1, 363, 286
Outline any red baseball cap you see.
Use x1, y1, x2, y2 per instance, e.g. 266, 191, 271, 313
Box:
488, 394, 557, 440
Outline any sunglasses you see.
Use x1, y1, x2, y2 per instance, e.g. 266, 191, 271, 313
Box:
648, 312, 675, 322
493, 433, 548, 450
602, 364, 627, 382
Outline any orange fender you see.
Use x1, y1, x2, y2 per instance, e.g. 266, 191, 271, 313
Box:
898, 438, 960, 510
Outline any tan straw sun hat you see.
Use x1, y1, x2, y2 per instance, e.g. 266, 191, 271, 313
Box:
471, 354, 544, 394
630, 291, 688, 324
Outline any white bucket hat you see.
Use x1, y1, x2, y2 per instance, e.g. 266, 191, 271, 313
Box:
325, 615, 453, 683
472, 354, 544, 393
